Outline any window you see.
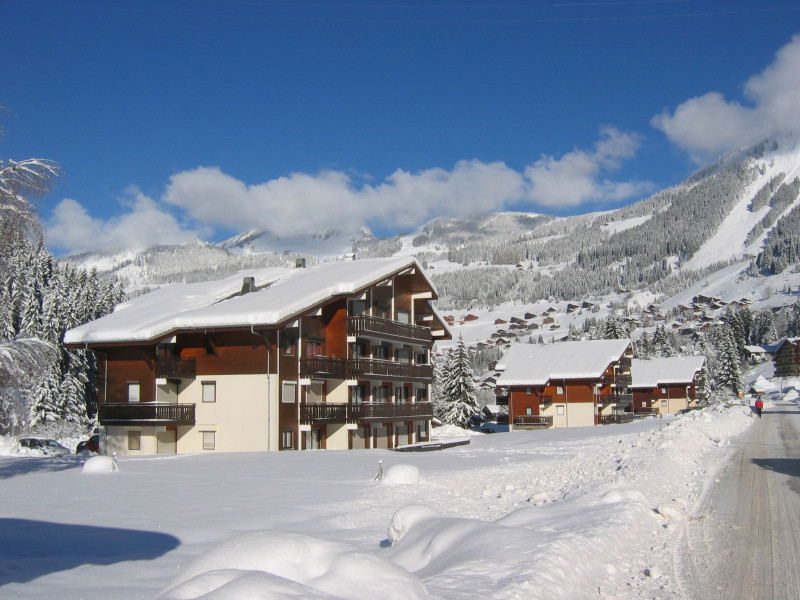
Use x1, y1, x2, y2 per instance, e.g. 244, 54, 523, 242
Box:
307, 381, 324, 403
281, 333, 297, 356
350, 300, 366, 316
525, 387, 532, 395
352, 341, 368, 359
281, 430, 293, 450
416, 352, 427, 365
416, 423, 428, 441
415, 387, 427, 402
374, 386, 389, 403
202, 431, 215, 450
128, 430, 141, 451
305, 429, 321, 450
556, 385, 564, 395
282, 381, 297, 404
395, 386, 409, 401
661, 400, 668, 408
351, 384, 367, 404
374, 343, 391, 360
306, 339, 323, 357
396, 347, 412, 363
202, 381, 216, 403
397, 309, 411, 324
557, 405, 565, 416
525, 407, 533, 415
127, 382, 140, 403
660, 387, 667, 394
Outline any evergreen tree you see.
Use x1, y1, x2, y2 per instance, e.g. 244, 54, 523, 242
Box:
441, 335, 480, 428
750, 309, 778, 345
785, 301, 800, 338
602, 316, 628, 340
715, 327, 743, 398
652, 325, 676, 357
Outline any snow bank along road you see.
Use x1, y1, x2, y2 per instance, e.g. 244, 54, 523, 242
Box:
0, 406, 754, 600
681, 399, 800, 599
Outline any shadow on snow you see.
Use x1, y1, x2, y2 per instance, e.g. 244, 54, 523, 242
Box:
0, 455, 88, 479
0, 518, 180, 585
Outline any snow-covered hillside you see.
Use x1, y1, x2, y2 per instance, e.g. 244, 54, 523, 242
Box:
0, 396, 778, 600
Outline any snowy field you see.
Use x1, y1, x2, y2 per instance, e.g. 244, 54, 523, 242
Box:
0, 398, 778, 600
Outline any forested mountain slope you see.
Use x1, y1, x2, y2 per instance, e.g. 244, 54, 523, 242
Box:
68, 138, 800, 311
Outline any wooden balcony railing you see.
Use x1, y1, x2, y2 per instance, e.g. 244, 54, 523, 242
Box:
300, 356, 349, 379
537, 395, 553, 408
301, 401, 433, 424
347, 315, 432, 343
352, 359, 432, 381
155, 357, 196, 380
98, 403, 195, 426
513, 415, 553, 428
598, 394, 633, 408
599, 413, 634, 425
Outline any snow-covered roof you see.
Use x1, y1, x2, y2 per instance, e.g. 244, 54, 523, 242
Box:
630, 356, 706, 388
65, 257, 439, 345
494, 339, 632, 386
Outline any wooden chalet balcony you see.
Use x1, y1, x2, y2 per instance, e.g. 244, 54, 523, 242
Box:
300, 356, 349, 380
301, 401, 433, 424
599, 413, 634, 425
347, 315, 432, 344
352, 359, 432, 382
300, 356, 433, 382
597, 393, 633, 408
155, 357, 196, 380
513, 415, 553, 428
537, 395, 553, 408
99, 403, 195, 426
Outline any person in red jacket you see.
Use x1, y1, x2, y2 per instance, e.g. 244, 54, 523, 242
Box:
755, 397, 764, 418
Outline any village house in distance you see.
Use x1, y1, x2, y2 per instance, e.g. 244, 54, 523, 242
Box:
64, 257, 450, 455
495, 339, 634, 429
630, 356, 706, 416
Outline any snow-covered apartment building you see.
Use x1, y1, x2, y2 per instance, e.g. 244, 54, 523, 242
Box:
629, 356, 706, 416
495, 339, 634, 429
64, 257, 450, 455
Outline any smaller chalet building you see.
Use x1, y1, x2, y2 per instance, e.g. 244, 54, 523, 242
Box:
773, 338, 800, 378
64, 257, 450, 455
630, 356, 706, 416
495, 339, 633, 430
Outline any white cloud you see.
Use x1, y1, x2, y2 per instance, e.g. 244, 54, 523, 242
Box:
524, 127, 650, 207
47, 129, 649, 253
46, 188, 204, 255
652, 34, 800, 161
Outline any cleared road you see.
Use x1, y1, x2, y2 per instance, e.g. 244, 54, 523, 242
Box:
680, 400, 800, 599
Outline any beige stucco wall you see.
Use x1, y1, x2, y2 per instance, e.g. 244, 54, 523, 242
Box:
180, 374, 272, 453
105, 426, 159, 456
104, 373, 279, 455
326, 423, 349, 450
327, 380, 348, 404
539, 402, 595, 428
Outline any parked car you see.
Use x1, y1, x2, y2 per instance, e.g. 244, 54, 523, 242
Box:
19, 437, 70, 456
75, 434, 100, 453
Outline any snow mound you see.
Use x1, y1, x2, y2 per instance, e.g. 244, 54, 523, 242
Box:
656, 501, 685, 520
783, 388, 799, 402
387, 505, 440, 544
157, 530, 432, 600
381, 464, 421, 485
82, 455, 118, 474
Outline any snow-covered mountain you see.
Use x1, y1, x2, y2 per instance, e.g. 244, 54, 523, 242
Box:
65, 136, 800, 314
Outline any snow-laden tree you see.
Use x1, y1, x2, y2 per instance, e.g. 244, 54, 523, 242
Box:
714, 327, 743, 399
440, 335, 480, 428
651, 325, 676, 357
602, 316, 628, 340
786, 301, 800, 338
750, 309, 778, 346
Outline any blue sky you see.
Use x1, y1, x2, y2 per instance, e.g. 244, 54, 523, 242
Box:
2, 1, 800, 255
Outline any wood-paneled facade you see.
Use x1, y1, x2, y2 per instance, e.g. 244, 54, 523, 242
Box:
73, 259, 449, 455
501, 341, 634, 430
773, 338, 800, 378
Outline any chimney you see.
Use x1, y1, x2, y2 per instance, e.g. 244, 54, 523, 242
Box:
241, 277, 255, 294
